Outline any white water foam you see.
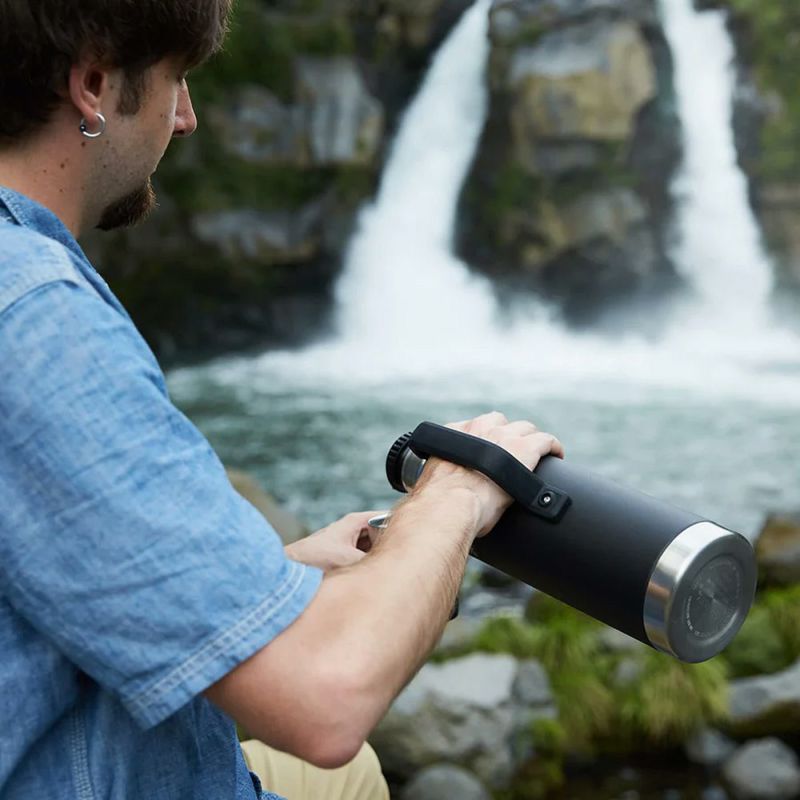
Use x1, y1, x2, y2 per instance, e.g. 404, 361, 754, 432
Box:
172, 0, 800, 408
662, 0, 772, 326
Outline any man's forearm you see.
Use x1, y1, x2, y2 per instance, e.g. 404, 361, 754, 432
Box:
206, 480, 482, 767
316, 482, 481, 701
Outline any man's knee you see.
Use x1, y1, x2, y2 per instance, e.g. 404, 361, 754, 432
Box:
241, 739, 389, 800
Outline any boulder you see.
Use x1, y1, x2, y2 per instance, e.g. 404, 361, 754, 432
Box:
756, 512, 800, 586
513, 659, 555, 710
370, 653, 519, 788
372, 652, 555, 789
490, 0, 659, 45
433, 616, 483, 657
399, 764, 491, 800
226, 468, 309, 544
759, 186, 800, 287
210, 85, 306, 165
729, 659, 800, 737
190, 200, 325, 265
295, 57, 384, 166
685, 728, 738, 767
722, 738, 800, 800
210, 59, 384, 170
558, 187, 648, 249
507, 17, 656, 155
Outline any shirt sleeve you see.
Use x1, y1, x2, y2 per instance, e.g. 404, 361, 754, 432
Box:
0, 280, 322, 729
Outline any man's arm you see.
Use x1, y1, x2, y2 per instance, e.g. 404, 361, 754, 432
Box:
206, 413, 564, 768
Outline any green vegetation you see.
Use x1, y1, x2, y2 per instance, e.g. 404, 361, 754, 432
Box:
615, 650, 729, 746
156, 0, 369, 216
470, 144, 636, 262
720, 583, 800, 678
189, 0, 355, 105
442, 582, 800, 800
467, 598, 728, 757
722, 0, 800, 179
448, 594, 730, 798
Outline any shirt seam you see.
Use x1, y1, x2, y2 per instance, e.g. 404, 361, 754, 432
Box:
68, 707, 96, 800
126, 559, 311, 720
0, 234, 90, 317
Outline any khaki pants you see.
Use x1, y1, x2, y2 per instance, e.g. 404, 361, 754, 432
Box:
241, 739, 390, 800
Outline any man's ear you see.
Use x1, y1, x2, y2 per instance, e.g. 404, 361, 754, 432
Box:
68, 61, 114, 126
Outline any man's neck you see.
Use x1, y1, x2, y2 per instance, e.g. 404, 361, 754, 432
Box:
0, 132, 90, 237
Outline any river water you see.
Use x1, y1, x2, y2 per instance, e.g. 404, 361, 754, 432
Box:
169, 0, 800, 542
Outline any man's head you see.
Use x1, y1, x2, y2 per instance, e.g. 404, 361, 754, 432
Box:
0, 0, 233, 231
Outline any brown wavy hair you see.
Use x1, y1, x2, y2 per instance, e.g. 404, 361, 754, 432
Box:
0, 0, 233, 144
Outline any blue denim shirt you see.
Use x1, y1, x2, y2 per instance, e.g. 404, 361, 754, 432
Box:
0, 186, 322, 800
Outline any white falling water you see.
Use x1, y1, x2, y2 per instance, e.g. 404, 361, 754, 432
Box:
333, 0, 499, 363
660, 0, 773, 334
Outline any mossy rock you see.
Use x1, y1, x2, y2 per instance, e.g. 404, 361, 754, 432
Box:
464, 596, 729, 759
718, 0, 800, 181
720, 584, 800, 679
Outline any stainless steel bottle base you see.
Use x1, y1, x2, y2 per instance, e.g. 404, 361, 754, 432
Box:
643, 522, 757, 663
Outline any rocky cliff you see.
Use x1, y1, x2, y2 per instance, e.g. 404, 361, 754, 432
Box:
458, 0, 682, 324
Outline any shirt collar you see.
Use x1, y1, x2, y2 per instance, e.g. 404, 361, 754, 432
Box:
0, 185, 89, 264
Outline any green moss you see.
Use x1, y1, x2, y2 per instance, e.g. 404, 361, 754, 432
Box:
153, 1, 372, 218
461, 593, 733, 759
529, 717, 568, 756
510, 21, 548, 48
720, 0, 800, 180
720, 584, 800, 678
158, 158, 333, 214
188, 0, 355, 105
498, 755, 565, 800
613, 651, 729, 747
477, 164, 544, 232
333, 167, 376, 206
473, 146, 634, 251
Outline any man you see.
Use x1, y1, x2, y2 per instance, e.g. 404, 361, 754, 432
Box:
0, 2, 564, 799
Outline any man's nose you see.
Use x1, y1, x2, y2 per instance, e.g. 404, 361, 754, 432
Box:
173, 83, 198, 138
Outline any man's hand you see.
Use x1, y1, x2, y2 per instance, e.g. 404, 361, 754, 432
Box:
414, 411, 564, 536
284, 511, 385, 572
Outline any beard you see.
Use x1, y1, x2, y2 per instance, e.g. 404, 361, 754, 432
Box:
96, 178, 157, 231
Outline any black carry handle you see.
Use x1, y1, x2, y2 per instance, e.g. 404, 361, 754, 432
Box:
408, 421, 571, 522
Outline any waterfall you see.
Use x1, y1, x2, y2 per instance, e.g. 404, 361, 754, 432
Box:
333, 0, 499, 363
659, 0, 774, 336
188, 0, 799, 406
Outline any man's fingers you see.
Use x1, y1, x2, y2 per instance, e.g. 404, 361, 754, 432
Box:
502, 420, 539, 437
468, 411, 509, 432
528, 431, 565, 460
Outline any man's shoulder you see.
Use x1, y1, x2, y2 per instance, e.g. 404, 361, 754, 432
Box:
0, 222, 89, 317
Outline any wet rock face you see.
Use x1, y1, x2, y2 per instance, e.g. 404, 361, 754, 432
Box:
722, 738, 800, 800
756, 512, 800, 587
458, 0, 681, 322
399, 764, 491, 800
729, 659, 800, 737
370, 653, 555, 788
507, 18, 656, 144
707, 0, 800, 292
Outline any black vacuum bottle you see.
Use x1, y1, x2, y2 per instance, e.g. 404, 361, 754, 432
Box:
383, 422, 757, 664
